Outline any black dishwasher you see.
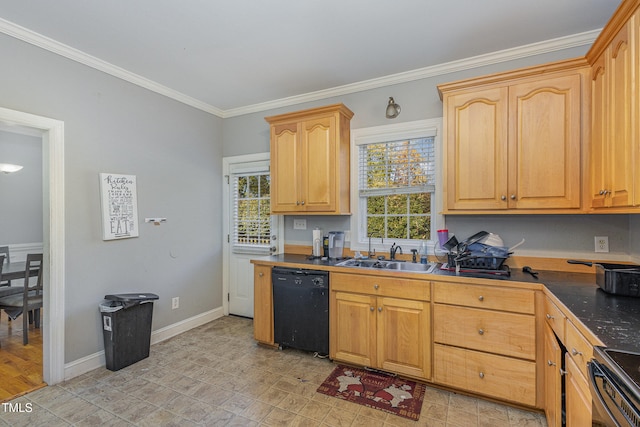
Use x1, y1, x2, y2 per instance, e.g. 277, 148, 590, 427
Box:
272, 267, 329, 356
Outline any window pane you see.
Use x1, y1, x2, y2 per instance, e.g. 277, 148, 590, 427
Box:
387, 216, 407, 239
409, 193, 430, 214
367, 217, 385, 237
409, 216, 430, 240
387, 194, 406, 215
367, 195, 385, 214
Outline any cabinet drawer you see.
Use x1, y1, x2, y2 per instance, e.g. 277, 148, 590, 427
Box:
543, 296, 566, 342
434, 344, 536, 406
331, 272, 430, 301
565, 320, 593, 380
433, 304, 536, 360
433, 281, 534, 314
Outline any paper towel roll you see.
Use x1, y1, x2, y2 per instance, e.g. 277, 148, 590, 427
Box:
312, 228, 323, 256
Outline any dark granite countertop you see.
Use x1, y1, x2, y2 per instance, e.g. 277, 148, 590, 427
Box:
254, 254, 640, 353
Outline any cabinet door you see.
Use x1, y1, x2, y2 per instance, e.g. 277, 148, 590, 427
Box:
377, 297, 431, 380
509, 74, 582, 209
444, 87, 509, 210
301, 116, 336, 212
591, 19, 635, 209
330, 291, 377, 367
253, 265, 274, 344
543, 323, 562, 427
565, 355, 593, 427
270, 123, 301, 212
608, 21, 634, 208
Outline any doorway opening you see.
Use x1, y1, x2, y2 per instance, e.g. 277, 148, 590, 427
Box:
0, 107, 65, 392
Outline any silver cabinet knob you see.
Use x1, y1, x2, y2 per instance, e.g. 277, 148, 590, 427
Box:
301, 201, 305, 205
510, 194, 516, 200
370, 306, 375, 311
378, 307, 383, 312
374, 284, 379, 290
259, 272, 264, 277
501, 195, 507, 201
479, 372, 485, 379
478, 296, 484, 301
478, 328, 485, 335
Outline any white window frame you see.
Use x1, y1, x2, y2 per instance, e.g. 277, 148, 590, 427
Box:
349, 118, 444, 257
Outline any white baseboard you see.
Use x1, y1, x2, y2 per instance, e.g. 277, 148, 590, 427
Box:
63, 306, 225, 381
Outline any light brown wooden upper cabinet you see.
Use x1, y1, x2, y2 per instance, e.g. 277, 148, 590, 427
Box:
265, 104, 354, 215
438, 59, 589, 213
587, 0, 639, 211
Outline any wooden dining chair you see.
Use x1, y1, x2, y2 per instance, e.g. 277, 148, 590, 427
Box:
0, 247, 9, 286
0, 253, 44, 345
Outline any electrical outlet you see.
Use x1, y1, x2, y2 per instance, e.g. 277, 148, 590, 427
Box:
595, 236, 609, 253
293, 219, 307, 230
172, 297, 179, 309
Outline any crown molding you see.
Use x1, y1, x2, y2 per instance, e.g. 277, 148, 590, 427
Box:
1, 17, 599, 119
0, 18, 225, 117
224, 29, 600, 117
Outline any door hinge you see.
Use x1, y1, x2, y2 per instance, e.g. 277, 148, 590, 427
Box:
227, 293, 230, 302
227, 234, 230, 243
225, 175, 229, 184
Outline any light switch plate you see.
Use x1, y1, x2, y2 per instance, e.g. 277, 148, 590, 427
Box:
293, 219, 307, 230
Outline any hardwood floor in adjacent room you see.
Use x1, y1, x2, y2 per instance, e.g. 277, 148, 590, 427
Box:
0, 312, 46, 402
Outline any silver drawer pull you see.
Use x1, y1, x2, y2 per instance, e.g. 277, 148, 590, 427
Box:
478, 296, 484, 301
378, 307, 383, 312
547, 360, 556, 367
370, 306, 375, 312
571, 348, 583, 356
374, 284, 379, 290
478, 328, 485, 335
479, 372, 485, 379
546, 314, 554, 320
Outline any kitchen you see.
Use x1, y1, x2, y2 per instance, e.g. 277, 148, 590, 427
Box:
0, 0, 639, 425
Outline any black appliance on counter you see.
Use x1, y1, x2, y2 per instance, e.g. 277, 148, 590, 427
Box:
589, 346, 640, 426
272, 267, 329, 355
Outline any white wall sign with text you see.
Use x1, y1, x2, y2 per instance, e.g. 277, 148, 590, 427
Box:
99, 173, 139, 240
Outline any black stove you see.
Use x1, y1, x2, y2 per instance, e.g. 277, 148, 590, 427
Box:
590, 346, 640, 426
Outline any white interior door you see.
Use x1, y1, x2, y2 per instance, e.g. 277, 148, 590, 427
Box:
223, 154, 281, 318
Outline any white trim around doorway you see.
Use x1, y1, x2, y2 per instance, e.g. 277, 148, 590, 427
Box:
0, 107, 65, 385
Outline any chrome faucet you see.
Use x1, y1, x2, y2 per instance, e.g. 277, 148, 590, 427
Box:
368, 233, 383, 259
390, 243, 403, 260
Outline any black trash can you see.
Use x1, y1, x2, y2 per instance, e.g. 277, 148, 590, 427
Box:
100, 293, 159, 371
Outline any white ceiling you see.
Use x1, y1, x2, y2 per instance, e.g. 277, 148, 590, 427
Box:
0, 0, 621, 117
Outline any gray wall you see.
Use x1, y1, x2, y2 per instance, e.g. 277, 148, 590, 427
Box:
223, 45, 639, 261
0, 130, 43, 244
0, 33, 223, 362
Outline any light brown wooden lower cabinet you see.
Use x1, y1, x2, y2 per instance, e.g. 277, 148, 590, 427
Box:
330, 286, 431, 380
543, 323, 562, 427
565, 355, 592, 427
433, 344, 537, 406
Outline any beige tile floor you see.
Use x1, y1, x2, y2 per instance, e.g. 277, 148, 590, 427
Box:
0, 315, 547, 426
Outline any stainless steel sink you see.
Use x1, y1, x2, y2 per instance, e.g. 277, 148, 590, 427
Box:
336, 258, 438, 273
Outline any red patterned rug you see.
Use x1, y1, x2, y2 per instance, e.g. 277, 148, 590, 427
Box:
317, 365, 426, 420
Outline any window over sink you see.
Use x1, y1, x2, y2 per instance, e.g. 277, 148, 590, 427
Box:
350, 118, 444, 255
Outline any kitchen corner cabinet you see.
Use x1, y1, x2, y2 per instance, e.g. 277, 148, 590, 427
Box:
253, 264, 274, 345
438, 59, 588, 213
587, 3, 639, 210
265, 104, 354, 215
432, 281, 537, 406
330, 272, 431, 380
